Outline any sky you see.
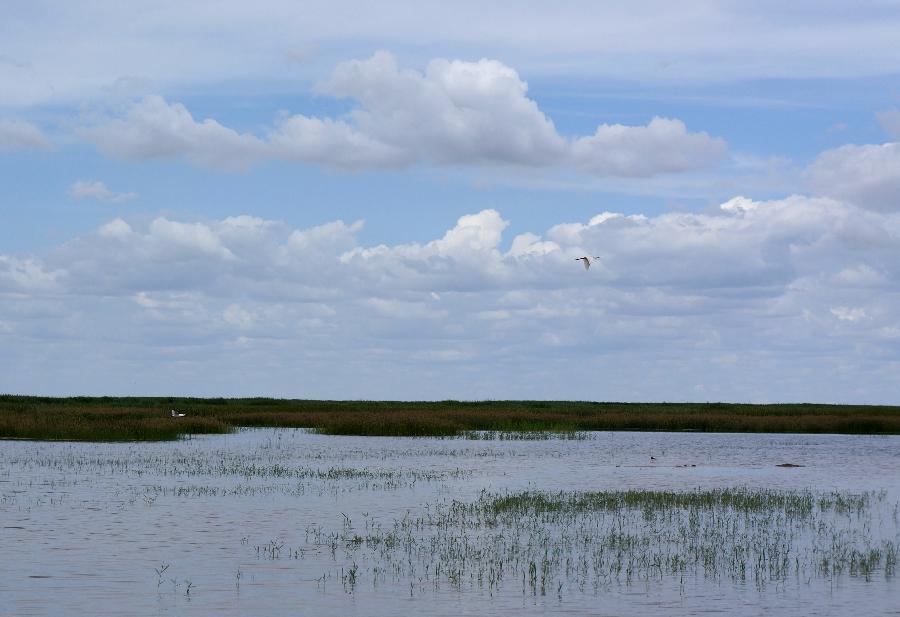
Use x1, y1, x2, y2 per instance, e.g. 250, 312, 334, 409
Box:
3, 1, 900, 402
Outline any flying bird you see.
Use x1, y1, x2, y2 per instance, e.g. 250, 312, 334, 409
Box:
575, 256, 601, 270
170, 410, 186, 418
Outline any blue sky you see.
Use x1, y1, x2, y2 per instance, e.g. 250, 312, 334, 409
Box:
3, 1, 900, 402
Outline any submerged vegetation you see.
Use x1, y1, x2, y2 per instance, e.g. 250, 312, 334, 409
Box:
2, 395, 900, 441
486, 488, 874, 518
275, 488, 900, 596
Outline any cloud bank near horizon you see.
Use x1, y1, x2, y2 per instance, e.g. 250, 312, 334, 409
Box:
3, 193, 899, 402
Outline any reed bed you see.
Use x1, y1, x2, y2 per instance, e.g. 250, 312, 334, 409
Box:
2, 395, 899, 440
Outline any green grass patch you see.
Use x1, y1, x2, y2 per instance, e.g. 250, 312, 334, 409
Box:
487, 488, 874, 518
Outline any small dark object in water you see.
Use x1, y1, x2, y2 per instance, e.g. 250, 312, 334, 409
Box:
776, 463, 804, 468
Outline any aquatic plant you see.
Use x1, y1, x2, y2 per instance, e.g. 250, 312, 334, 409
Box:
260, 488, 899, 598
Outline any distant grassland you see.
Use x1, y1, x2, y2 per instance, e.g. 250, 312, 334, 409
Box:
2, 396, 900, 441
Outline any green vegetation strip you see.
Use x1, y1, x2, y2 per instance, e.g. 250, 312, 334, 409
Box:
2, 395, 900, 440
488, 488, 872, 518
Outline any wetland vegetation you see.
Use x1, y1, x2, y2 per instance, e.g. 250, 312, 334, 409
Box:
2, 395, 900, 440
3, 428, 899, 615
302, 487, 898, 596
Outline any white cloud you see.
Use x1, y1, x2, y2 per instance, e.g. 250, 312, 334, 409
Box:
716, 196, 759, 213
97, 218, 134, 239
0, 119, 51, 150
268, 114, 407, 170
316, 52, 566, 167
0, 256, 60, 292
340, 210, 516, 292
806, 142, 900, 211
79, 95, 266, 171
570, 117, 727, 177
148, 218, 235, 259
830, 306, 868, 322
287, 220, 363, 258
508, 232, 560, 258
831, 264, 886, 287
6, 194, 900, 401
81, 53, 726, 176
876, 108, 900, 139
431, 210, 508, 255
39, 194, 897, 305
14, 196, 895, 311
69, 180, 137, 203
5, 3, 900, 109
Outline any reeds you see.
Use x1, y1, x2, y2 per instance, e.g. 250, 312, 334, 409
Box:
2, 395, 899, 441
292, 488, 899, 596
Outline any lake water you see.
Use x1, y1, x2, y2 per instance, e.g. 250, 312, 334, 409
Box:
2, 430, 899, 616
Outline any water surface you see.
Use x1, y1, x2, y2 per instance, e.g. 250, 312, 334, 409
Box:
2, 430, 898, 616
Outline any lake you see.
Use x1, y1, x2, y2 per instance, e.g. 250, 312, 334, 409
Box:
2, 430, 898, 616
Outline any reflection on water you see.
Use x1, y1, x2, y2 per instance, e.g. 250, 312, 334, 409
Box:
1, 430, 898, 616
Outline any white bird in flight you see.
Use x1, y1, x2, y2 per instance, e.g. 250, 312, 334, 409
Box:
575, 256, 601, 270
170, 409, 186, 418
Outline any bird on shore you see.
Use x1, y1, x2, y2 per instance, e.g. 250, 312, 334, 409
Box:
575, 256, 601, 270
170, 409, 186, 418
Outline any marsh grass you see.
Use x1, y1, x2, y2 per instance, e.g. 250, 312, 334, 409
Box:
487, 488, 830, 517
0, 399, 230, 441
294, 488, 899, 597
2, 395, 899, 441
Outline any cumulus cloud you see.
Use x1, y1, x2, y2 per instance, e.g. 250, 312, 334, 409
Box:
315, 51, 566, 167
48, 214, 364, 297
79, 95, 266, 170
69, 180, 137, 203
340, 210, 516, 292
570, 117, 727, 177
268, 114, 406, 170
148, 218, 235, 260
6, 194, 900, 401
0, 119, 51, 151
81, 53, 726, 176
806, 142, 900, 211
0, 255, 60, 292
24, 195, 900, 302
97, 218, 134, 239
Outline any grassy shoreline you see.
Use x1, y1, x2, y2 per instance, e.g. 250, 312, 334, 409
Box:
2, 395, 900, 441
